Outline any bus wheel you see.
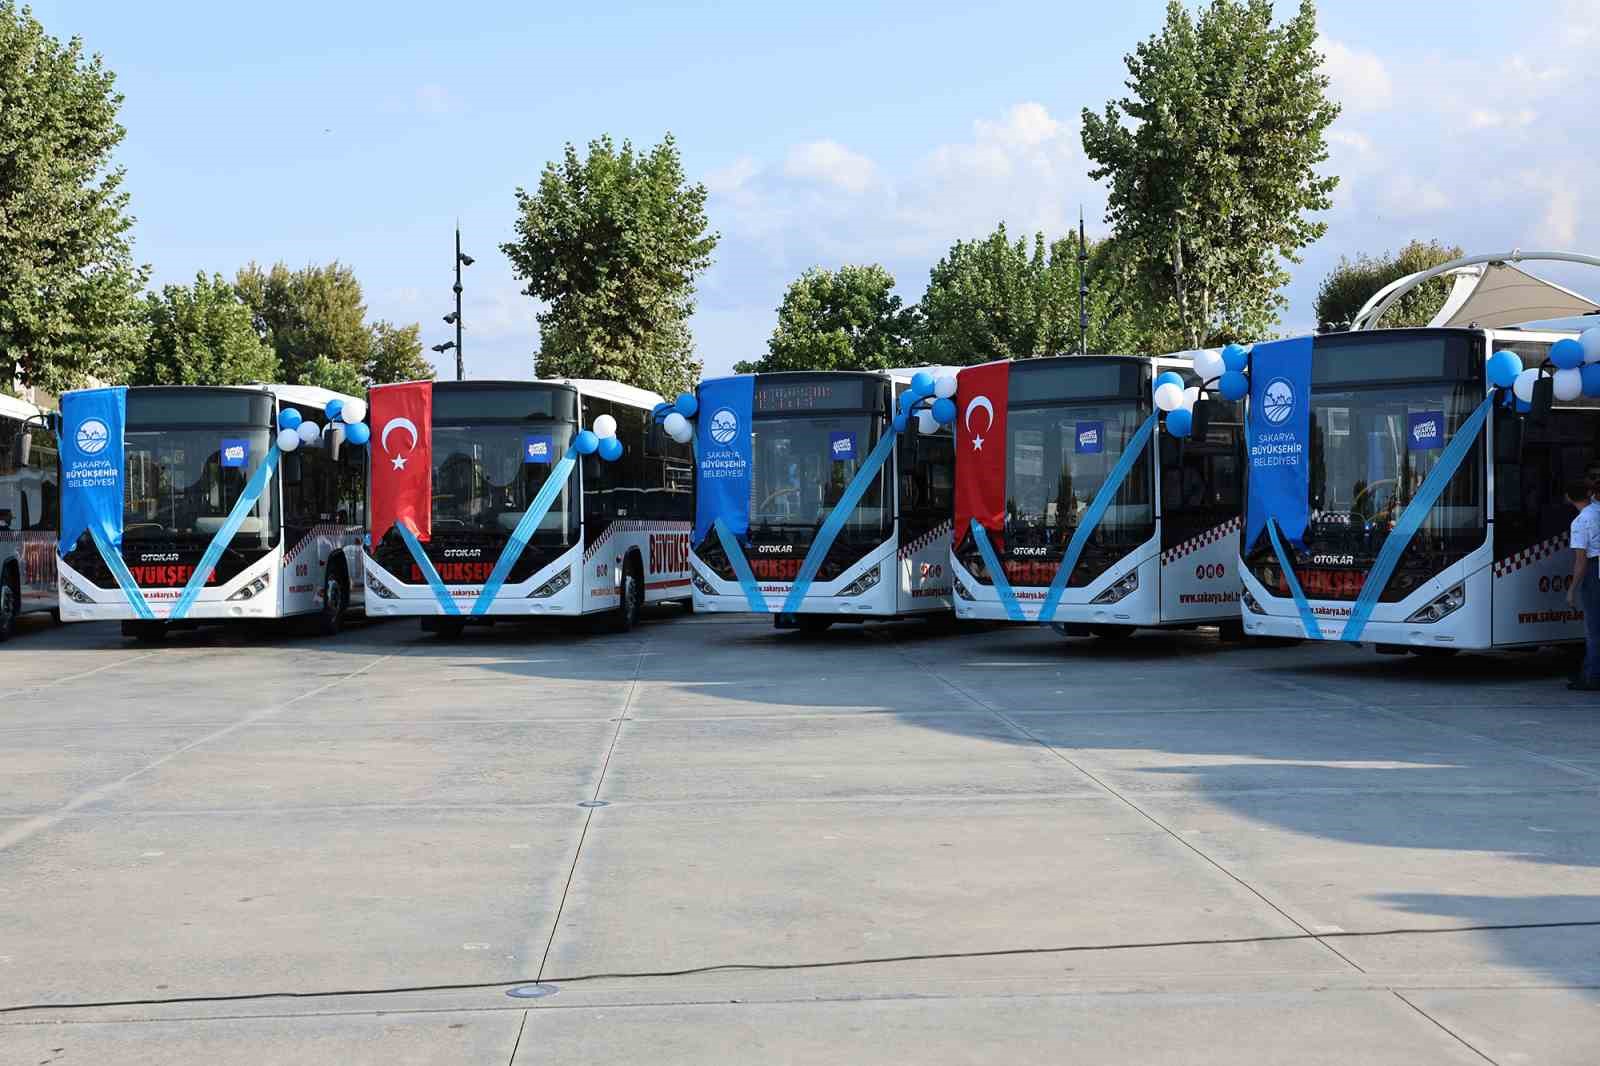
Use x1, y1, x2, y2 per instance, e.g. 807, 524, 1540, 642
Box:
612, 557, 643, 633
432, 618, 466, 640
1090, 624, 1136, 640
317, 564, 348, 637
797, 615, 834, 635
1217, 620, 1245, 643
0, 567, 18, 642
122, 620, 168, 643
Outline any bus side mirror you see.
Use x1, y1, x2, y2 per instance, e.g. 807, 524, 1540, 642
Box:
1494, 415, 1522, 463
1190, 399, 1213, 442
1159, 433, 1182, 470
328, 426, 344, 462
11, 431, 30, 468
282, 451, 303, 485
1530, 375, 1555, 421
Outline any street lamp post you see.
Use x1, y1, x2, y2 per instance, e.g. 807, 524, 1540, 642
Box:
438, 225, 473, 380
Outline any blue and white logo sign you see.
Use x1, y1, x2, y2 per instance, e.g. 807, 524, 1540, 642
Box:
1408, 411, 1444, 451
1261, 377, 1296, 425
1075, 421, 1103, 454
523, 434, 553, 464
75, 418, 110, 457
829, 431, 857, 461
708, 406, 739, 446
220, 438, 249, 468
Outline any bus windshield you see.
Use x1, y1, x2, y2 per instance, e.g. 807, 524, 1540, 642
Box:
122, 427, 276, 547
748, 413, 889, 542
1004, 401, 1154, 550
432, 422, 576, 536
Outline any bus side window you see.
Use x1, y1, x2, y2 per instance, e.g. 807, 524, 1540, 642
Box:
28, 426, 59, 531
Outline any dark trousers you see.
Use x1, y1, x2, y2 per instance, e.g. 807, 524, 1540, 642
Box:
1583, 566, 1600, 684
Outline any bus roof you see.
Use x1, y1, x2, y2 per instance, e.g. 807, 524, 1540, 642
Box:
427, 377, 668, 412
0, 392, 43, 422
59, 382, 363, 407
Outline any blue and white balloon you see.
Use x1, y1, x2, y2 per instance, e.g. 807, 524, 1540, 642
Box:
324, 398, 344, 422
1554, 367, 1583, 402
934, 374, 958, 399
277, 408, 302, 431
662, 411, 690, 442
277, 427, 301, 452
574, 429, 600, 455
1582, 363, 1600, 398
1166, 407, 1193, 438
1154, 382, 1185, 413
1154, 371, 1185, 393
893, 412, 909, 434
1486, 350, 1523, 389
1551, 337, 1585, 370
1512, 367, 1541, 404
675, 392, 698, 417
345, 421, 370, 446
340, 398, 367, 424
1220, 343, 1248, 373
598, 435, 624, 462
1218, 370, 1249, 401
911, 371, 935, 398
592, 414, 618, 439
932, 397, 957, 424
297, 420, 321, 446
1582, 328, 1600, 364
1192, 349, 1226, 383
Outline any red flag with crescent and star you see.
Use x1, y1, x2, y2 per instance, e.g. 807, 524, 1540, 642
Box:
369, 380, 432, 543
954, 360, 1008, 546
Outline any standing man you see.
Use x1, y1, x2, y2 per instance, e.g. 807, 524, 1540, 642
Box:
1565, 477, 1600, 690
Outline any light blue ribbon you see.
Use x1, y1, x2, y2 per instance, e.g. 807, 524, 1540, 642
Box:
1338, 394, 1492, 641
1037, 412, 1156, 624
398, 518, 459, 615
91, 527, 155, 620
967, 520, 1026, 622
1267, 519, 1320, 639
471, 450, 577, 615
780, 428, 899, 617
169, 444, 281, 622
714, 516, 770, 612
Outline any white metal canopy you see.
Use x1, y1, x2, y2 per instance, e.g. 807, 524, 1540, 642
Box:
1350, 250, 1600, 331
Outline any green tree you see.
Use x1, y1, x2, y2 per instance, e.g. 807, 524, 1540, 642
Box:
915, 224, 1147, 365
300, 354, 366, 397
366, 320, 434, 384
1081, 0, 1339, 347
503, 133, 718, 398
0, 2, 147, 391
236, 261, 371, 384
130, 273, 279, 386
735, 265, 917, 374
1313, 239, 1465, 332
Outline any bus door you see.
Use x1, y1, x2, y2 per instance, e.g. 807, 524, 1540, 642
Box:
1158, 398, 1243, 621
896, 428, 954, 609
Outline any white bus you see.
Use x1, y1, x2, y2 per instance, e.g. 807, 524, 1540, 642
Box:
947, 354, 1245, 637
0, 393, 59, 640
689, 369, 954, 632
1239, 251, 1600, 651
360, 379, 693, 637
56, 384, 368, 641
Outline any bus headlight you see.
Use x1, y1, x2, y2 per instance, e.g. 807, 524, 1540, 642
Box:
953, 574, 974, 601
692, 568, 717, 595
1405, 583, 1465, 624
529, 567, 571, 598
227, 574, 270, 601
1090, 570, 1139, 604
835, 564, 881, 597
61, 577, 94, 604
1242, 587, 1266, 615
365, 572, 396, 599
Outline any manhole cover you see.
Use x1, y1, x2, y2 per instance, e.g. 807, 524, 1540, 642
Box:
506, 983, 559, 999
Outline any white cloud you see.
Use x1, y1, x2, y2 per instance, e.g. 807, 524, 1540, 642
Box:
782, 140, 878, 195
705, 156, 759, 195
1468, 108, 1538, 129
1525, 172, 1581, 246
1318, 36, 1392, 112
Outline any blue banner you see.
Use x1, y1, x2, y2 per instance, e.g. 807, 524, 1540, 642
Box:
59, 387, 127, 557
1245, 336, 1313, 551
694, 376, 754, 544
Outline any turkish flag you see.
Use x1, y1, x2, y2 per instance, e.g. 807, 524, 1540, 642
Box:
369, 380, 432, 542
954, 360, 1009, 546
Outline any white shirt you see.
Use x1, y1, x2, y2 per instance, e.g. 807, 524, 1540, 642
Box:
1571, 501, 1600, 558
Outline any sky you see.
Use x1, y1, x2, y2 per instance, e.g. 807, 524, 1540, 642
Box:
34, 0, 1600, 382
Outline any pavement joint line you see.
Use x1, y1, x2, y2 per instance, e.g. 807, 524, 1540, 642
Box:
0, 650, 162, 702
904, 640, 1371, 976
0, 650, 402, 853
533, 629, 649, 983
506, 1008, 528, 1065
1390, 989, 1500, 1065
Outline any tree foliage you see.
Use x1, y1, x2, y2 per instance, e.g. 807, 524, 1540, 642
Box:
1313, 239, 1465, 332
915, 224, 1146, 365
235, 261, 370, 385
503, 133, 717, 399
0, 2, 146, 391
736, 265, 917, 374
1081, 0, 1339, 347
130, 273, 279, 386
367, 320, 434, 384
300, 354, 367, 397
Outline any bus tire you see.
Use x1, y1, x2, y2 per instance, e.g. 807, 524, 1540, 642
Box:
122, 620, 168, 643
1217, 620, 1245, 643
0, 564, 18, 642
317, 560, 348, 637
1090, 624, 1136, 640
612, 554, 644, 633
797, 615, 834, 634
431, 617, 466, 640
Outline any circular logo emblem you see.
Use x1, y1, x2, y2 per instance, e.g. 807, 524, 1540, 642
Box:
1261, 377, 1295, 425
708, 407, 739, 445
75, 418, 110, 456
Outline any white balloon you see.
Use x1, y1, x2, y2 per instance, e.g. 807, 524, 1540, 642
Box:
1154, 382, 1185, 412
340, 398, 367, 423
277, 428, 301, 452
1554, 367, 1583, 402
1192, 349, 1226, 382
1582, 327, 1600, 364
1182, 386, 1201, 410
298, 420, 321, 445
593, 413, 618, 439
916, 409, 938, 435
934, 374, 958, 399
662, 412, 689, 440
1513, 367, 1541, 403
670, 424, 694, 444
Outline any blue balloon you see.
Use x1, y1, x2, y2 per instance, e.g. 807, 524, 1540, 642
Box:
911, 370, 935, 397
892, 412, 909, 434
1581, 363, 1600, 398
598, 435, 623, 462
932, 397, 957, 424
344, 420, 370, 446
1221, 343, 1248, 372
675, 392, 698, 417
324, 398, 344, 421
1515, 396, 1532, 413
1552, 337, 1585, 370
277, 408, 302, 431
1218, 370, 1249, 401
1486, 349, 1524, 388
574, 429, 600, 455
899, 390, 918, 413
1165, 407, 1193, 438
1154, 371, 1185, 393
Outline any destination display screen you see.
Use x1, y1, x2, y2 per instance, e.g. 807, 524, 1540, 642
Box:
126, 390, 273, 428
1311, 332, 1480, 385
1007, 360, 1144, 406
754, 379, 877, 413
431, 385, 577, 423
